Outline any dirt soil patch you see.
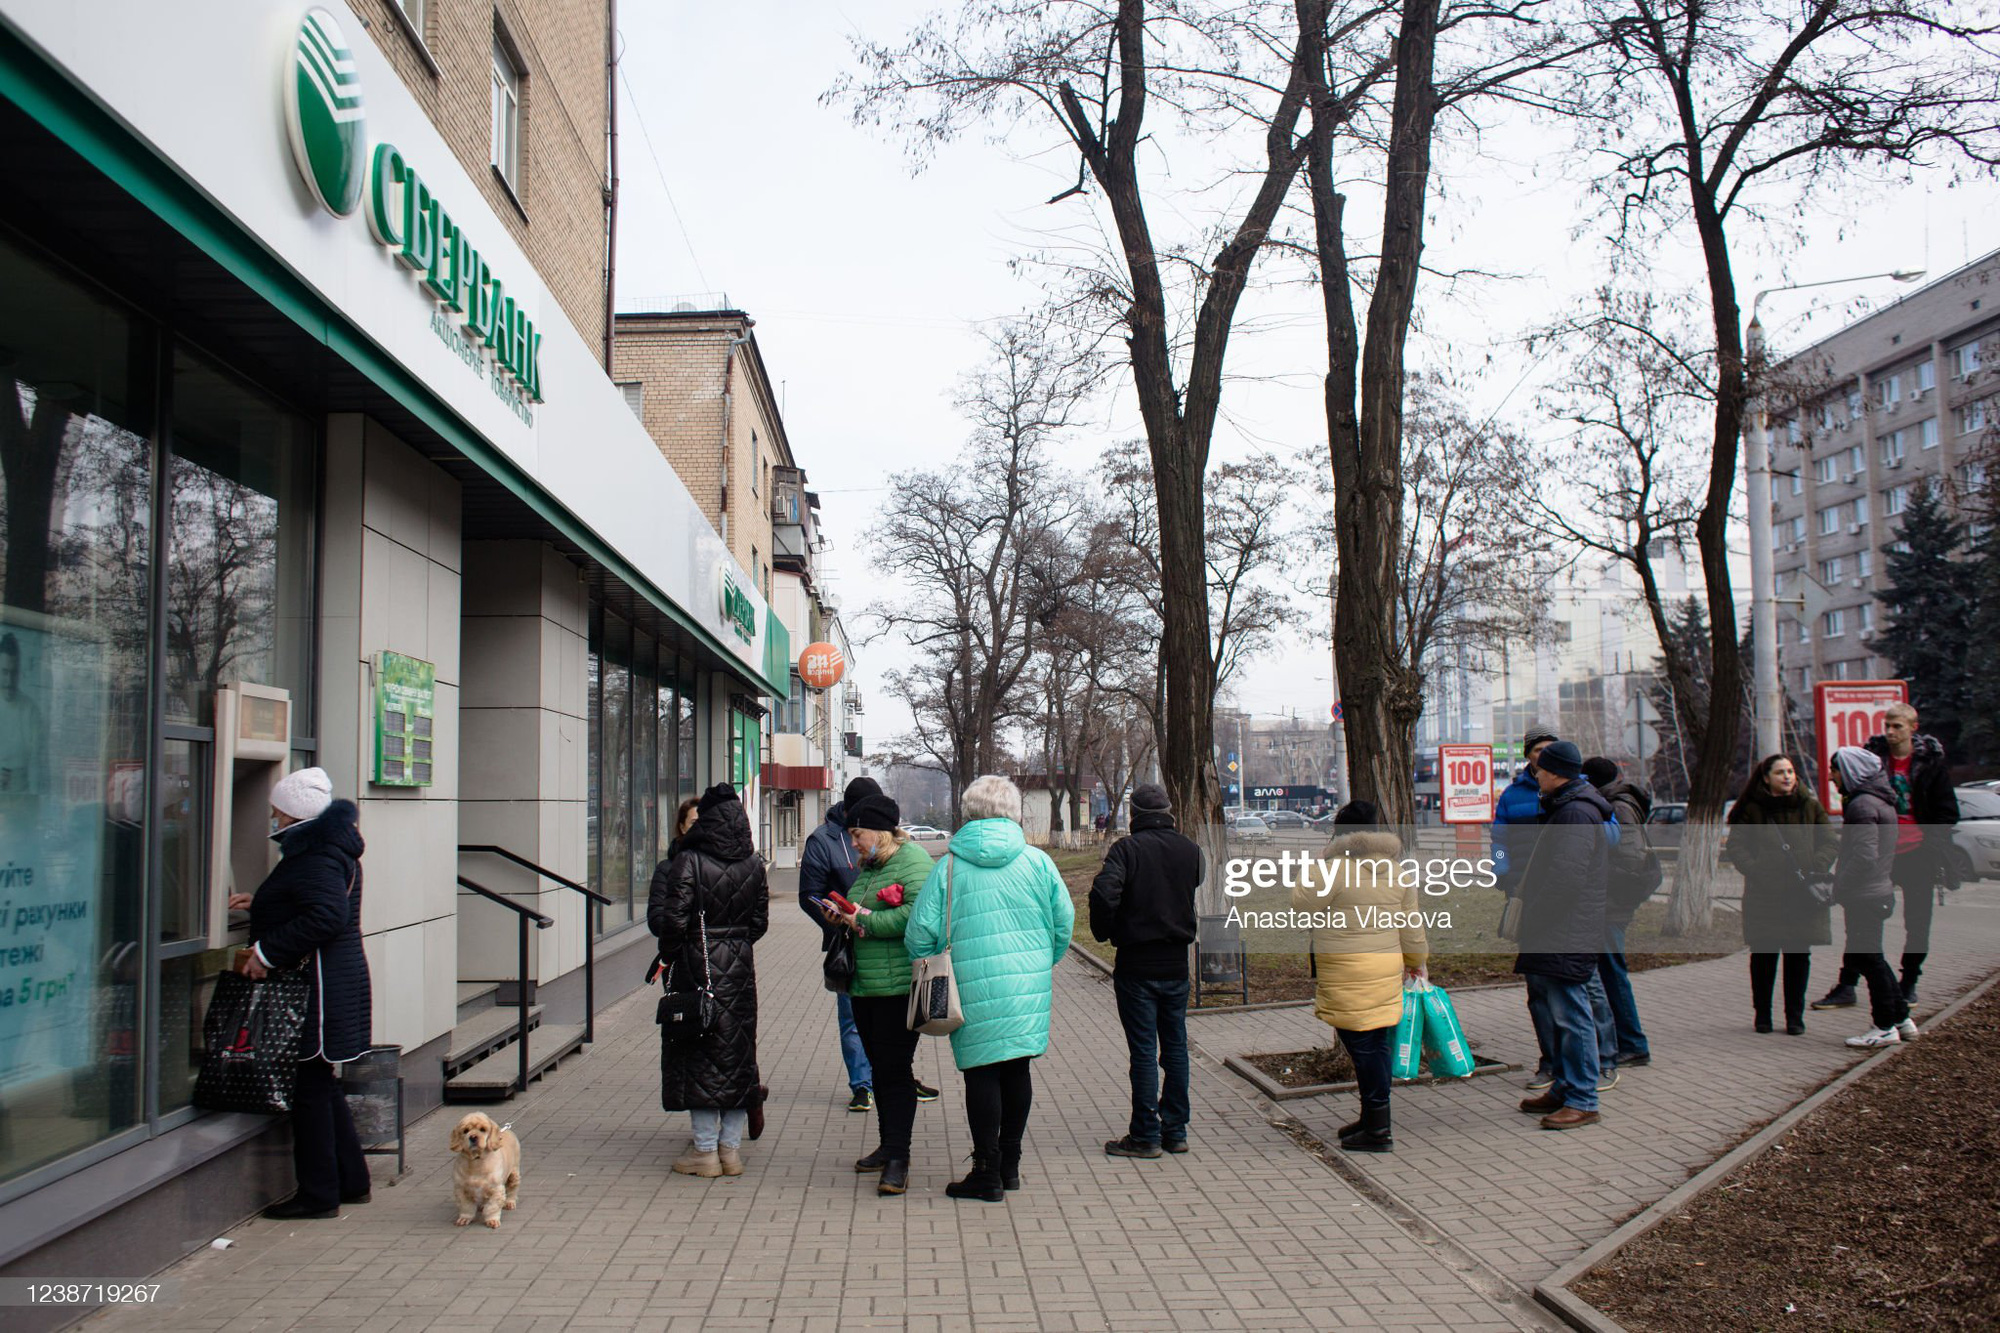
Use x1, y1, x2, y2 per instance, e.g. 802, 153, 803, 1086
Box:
1572, 981, 2000, 1331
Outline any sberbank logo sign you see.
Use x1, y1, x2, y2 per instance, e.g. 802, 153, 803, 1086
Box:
281, 7, 544, 414
284, 8, 365, 216
720, 570, 757, 645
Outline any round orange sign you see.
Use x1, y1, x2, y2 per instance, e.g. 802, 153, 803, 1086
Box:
798, 642, 846, 689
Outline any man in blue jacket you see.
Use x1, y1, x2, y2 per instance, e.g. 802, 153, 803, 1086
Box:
800, 777, 938, 1110
1493, 730, 1621, 1092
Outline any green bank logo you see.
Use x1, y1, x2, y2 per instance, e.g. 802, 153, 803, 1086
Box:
285, 7, 366, 216
720, 571, 757, 645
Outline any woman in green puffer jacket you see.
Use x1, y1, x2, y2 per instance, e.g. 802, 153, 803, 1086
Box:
905, 775, 1074, 1203
822, 794, 934, 1197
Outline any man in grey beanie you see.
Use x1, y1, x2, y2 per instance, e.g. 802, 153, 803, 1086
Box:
1090, 783, 1201, 1157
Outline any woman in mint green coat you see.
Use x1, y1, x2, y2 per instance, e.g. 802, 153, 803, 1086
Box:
905, 775, 1074, 1203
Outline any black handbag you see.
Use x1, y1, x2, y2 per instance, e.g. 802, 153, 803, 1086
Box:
822, 927, 856, 993
193, 970, 311, 1114
656, 861, 717, 1039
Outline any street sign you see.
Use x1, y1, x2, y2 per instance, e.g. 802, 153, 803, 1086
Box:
1438, 743, 1495, 824
1814, 680, 1906, 815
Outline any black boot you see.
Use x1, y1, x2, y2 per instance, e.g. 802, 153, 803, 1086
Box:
877, 1159, 909, 1195
1339, 1105, 1392, 1154
1754, 1009, 1773, 1034
945, 1155, 1005, 1202
998, 1144, 1022, 1191
1337, 1106, 1365, 1141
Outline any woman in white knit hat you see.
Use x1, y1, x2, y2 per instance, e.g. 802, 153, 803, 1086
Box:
226, 766, 375, 1219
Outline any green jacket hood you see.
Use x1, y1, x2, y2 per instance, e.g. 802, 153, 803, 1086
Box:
948, 818, 1027, 868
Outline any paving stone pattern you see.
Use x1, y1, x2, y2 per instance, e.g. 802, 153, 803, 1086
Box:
86, 880, 1999, 1331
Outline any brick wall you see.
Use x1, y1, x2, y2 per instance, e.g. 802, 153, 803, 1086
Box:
356, 0, 609, 365
613, 313, 790, 585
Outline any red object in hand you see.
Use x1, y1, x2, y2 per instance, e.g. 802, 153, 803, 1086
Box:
824, 892, 858, 915
875, 884, 904, 908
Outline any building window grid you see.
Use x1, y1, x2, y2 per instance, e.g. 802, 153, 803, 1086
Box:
1824, 608, 1845, 638
1818, 505, 1841, 536
1920, 418, 1940, 450
1881, 430, 1906, 467
1953, 338, 1981, 379
1916, 360, 1936, 392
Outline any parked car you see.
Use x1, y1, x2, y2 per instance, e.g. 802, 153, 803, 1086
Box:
1260, 810, 1310, 831
1231, 815, 1273, 843
901, 824, 951, 850
1643, 800, 1734, 861
1952, 785, 2000, 884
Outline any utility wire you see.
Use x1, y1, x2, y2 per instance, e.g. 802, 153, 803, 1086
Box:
617, 61, 710, 293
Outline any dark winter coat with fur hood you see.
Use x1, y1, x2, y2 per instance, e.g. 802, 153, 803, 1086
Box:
649, 794, 768, 1111
248, 799, 371, 1063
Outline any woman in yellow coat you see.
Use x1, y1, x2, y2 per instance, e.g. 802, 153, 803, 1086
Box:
1289, 801, 1426, 1153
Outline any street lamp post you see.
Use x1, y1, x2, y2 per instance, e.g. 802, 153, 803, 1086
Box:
1743, 269, 1923, 757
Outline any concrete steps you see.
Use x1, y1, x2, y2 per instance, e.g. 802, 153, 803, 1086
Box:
443, 1022, 588, 1102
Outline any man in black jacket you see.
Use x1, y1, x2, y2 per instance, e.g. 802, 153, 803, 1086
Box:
1514, 741, 1614, 1131
1090, 783, 1200, 1158
1816, 702, 1961, 1008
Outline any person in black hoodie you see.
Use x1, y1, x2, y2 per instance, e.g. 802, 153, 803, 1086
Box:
650, 783, 769, 1178
231, 767, 372, 1221
1513, 741, 1614, 1131
1089, 783, 1200, 1157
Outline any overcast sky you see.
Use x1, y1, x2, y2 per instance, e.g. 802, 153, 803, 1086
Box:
610, 1, 1995, 759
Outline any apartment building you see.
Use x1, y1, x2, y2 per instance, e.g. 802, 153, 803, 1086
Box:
1769, 249, 2000, 697
0, 1, 788, 1297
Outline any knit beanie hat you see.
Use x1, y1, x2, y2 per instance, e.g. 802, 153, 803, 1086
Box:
1131, 782, 1171, 812
1333, 799, 1378, 828
843, 776, 883, 806
271, 767, 333, 822
845, 794, 901, 833
697, 781, 739, 814
1523, 727, 1560, 756
1581, 756, 1618, 788
1535, 740, 1585, 780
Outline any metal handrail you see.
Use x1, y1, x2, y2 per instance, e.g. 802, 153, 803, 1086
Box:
459, 846, 611, 1043
457, 874, 551, 1095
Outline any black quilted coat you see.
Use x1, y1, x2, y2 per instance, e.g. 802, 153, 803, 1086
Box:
248, 799, 371, 1063
1512, 779, 1614, 983
649, 796, 768, 1111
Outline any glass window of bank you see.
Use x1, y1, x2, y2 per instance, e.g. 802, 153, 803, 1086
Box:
0, 233, 317, 1197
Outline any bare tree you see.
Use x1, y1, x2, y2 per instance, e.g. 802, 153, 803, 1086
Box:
1563, 0, 2000, 927
834, 0, 1325, 838
868, 323, 1094, 821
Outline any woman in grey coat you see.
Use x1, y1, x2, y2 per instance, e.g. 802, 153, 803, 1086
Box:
1828, 747, 1914, 1048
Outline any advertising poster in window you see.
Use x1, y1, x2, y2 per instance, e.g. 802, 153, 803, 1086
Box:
373, 651, 436, 787
1815, 680, 1906, 815
1438, 744, 1496, 824
0, 612, 105, 1094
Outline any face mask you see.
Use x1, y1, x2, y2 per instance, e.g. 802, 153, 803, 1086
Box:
270, 817, 286, 841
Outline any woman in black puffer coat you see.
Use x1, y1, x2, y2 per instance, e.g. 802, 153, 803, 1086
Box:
1727, 755, 1836, 1034
649, 783, 767, 1178
233, 769, 372, 1220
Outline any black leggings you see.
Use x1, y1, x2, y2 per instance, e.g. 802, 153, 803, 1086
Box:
963, 1056, 1034, 1164
850, 995, 919, 1156
1748, 953, 1811, 1020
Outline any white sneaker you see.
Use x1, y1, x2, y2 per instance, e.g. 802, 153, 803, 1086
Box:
1895, 1018, 1919, 1041
1845, 1027, 1901, 1048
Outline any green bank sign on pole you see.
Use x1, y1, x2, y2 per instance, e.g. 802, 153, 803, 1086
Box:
373, 651, 436, 787
283, 7, 544, 419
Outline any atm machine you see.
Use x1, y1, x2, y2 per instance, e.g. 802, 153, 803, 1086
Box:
206, 682, 292, 948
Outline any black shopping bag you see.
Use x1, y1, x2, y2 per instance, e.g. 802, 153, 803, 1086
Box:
193, 970, 311, 1114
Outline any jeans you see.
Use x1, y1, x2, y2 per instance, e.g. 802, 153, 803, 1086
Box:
1113, 975, 1191, 1143
849, 994, 919, 1156
690, 1108, 748, 1151
1529, 972, 1618, 1073
1523, 974, 1600, 1112
1335, 1025, 1392, 1112
1597, 923, 1649, 1059
963, 1056, 1034, 1167
837, 993, 872, 1091
291, 1058, 369, 1211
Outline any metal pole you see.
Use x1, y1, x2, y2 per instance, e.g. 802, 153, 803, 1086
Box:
517, 915, 531, 1096
584, 909, 596, 1045
1745, 316, 1783, 759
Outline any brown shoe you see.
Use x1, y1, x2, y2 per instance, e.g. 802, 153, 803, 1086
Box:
1540, 1107, 1601, 1131
1519, 1092, 1565, 1114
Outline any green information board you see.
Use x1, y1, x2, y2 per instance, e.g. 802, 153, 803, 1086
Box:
373, 650, 436, 787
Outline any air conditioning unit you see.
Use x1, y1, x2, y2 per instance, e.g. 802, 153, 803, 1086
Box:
1848, 522, 1867, 534
1885, 458, 1904, 470
1913, 387, 1929, 400
1784, 542, 1801, 554
1851, 576, 1867, 589
1841, 471, 1858, 484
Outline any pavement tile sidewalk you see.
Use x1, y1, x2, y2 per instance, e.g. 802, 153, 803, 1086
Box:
88, 886, 1550, 1333
87, 877, 1999, 1331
